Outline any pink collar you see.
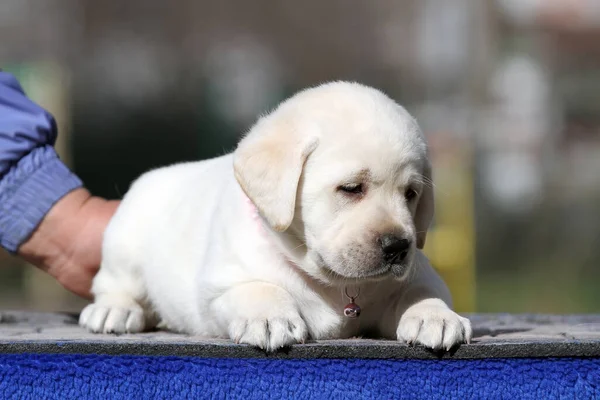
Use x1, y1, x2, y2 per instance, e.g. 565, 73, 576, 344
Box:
244, 195, 267, 236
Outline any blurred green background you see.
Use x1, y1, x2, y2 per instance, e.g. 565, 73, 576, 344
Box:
1, 0, 600, 314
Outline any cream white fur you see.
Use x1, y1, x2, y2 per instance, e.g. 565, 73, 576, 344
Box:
79, 81, 471, 352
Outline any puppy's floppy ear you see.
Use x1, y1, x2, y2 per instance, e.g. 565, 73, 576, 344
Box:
233, 113, 319, 232
415, 159, 434, 249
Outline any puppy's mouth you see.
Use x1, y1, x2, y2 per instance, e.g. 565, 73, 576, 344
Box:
313, 252, 411, 282
328, 265, 393, 281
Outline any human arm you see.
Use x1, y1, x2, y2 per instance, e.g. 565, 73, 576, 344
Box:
0, 71, 119, 298
17, 188, 119, 299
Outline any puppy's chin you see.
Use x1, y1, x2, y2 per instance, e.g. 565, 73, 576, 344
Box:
308, 250, 414, 284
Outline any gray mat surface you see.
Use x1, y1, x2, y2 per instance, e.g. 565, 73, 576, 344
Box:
2, 311, 600, 359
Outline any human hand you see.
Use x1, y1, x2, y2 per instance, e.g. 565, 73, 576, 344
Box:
18, 188, 120, 299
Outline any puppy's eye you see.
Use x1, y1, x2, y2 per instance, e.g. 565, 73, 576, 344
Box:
338, 183, 363, 195
404, 188, 418, 201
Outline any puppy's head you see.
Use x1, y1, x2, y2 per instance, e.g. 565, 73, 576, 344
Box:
234, 82, 433, 284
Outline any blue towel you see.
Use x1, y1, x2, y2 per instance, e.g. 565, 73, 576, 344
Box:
1, 354, 599, 399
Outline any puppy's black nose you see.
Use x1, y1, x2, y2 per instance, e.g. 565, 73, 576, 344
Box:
380, 234, 410, 262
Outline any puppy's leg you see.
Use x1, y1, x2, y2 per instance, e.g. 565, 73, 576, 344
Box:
210, 282, 309, 352
379, 254, 472, 351
79, 240, 155, 334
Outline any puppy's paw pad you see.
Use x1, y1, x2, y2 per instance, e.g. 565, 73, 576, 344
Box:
79, 303, 145, 334
397, 305, 471, 351
229, 313, 308, 351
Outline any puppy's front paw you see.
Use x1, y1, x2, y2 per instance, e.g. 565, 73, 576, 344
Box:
79, 297, 145, 334
213, 283, 309, 352
397, 299, 472, 351
228, 309, 308, 352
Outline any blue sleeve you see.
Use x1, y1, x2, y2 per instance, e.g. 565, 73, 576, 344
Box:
0, 71, 83, 253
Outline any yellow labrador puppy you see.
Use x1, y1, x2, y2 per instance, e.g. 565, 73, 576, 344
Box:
80, 81, 472, 352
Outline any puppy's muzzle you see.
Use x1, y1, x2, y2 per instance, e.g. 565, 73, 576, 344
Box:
379, 234, 411, 277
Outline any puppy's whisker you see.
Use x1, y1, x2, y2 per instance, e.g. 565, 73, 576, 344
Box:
418, 175, 449, 197
290, 242, 308, 252
407, 255, 420, 283
274, 231, 303, 239
416, 176, 436, 189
